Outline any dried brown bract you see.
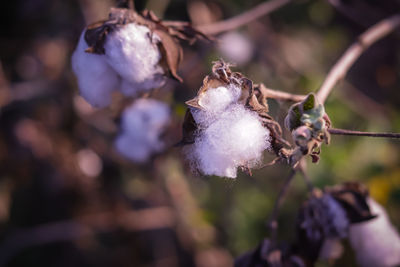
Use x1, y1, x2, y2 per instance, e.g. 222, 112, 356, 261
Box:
325, 182, 376, 223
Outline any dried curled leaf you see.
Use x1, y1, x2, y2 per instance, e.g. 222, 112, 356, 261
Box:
83, 7, 210, 82
176, 109, 197, 146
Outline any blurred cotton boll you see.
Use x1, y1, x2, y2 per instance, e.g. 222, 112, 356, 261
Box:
218, 32, 254, 65
349, 198, 400, 267
71, 23, 165, 108
71, 32, 120, 108
104, 23, 165, 94
115, 99, 171, 163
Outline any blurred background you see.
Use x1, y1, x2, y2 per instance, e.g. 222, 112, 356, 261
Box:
0, 0, 400, 266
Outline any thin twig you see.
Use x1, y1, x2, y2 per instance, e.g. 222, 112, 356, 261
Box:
258, 83, 305, 102
267, 169, 296, 241
316, 13, 400, 104
197, 0, 291, 35
298, 159, 314, 192
259, 157, 281, 169
328, 128, 400, 139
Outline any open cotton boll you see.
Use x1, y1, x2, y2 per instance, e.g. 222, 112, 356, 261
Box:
71, 32, 120, 108
349, 198, 400, 267
115, 99, 171, 163
192, 105, 270, 178
104, 23, 165, 95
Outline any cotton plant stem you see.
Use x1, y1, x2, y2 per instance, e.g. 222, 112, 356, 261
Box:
268, 169, 296, 241
258, 83, 306, 102
197, 0, 291, 35
316, 14, 400, 104
329, 128, 400, 139
298, 159, 314, 192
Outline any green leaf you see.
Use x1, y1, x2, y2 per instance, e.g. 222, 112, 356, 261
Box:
302, 93, 316, 111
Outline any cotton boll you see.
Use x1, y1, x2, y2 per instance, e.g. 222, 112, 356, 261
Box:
192, 105, 270, 178
115, 99, 171, 163
71, 32, 120, 108
104, 23, 165, 95
218, 32, 254, 65
349, 198, 400, 267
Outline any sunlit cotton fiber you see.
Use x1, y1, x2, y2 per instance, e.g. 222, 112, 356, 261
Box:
72, 23, 165, 107
349, 198, 400, 267
115, 99, 170, 163
192, 85, 242, 127
188, 85, 270, 178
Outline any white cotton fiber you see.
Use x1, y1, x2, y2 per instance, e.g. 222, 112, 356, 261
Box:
349, 198, 400, 267
188, 84, 270, 178
115, 99, 170, 163
192, 85, 242, 127
104, 23, 165, 95
198, 85, 241, 113
71, 32, 120, 108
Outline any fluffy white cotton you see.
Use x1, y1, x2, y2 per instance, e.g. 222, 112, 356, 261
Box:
105, 23, 165, 94
192, 85, 242, 127
198, 85, 241, 113
218, 32, 254, 65
71, 32, 120, 108
72, 23, 166, 108
188, 85, 270, 178
349, 198, 400, 267
115, 99, 170, 163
